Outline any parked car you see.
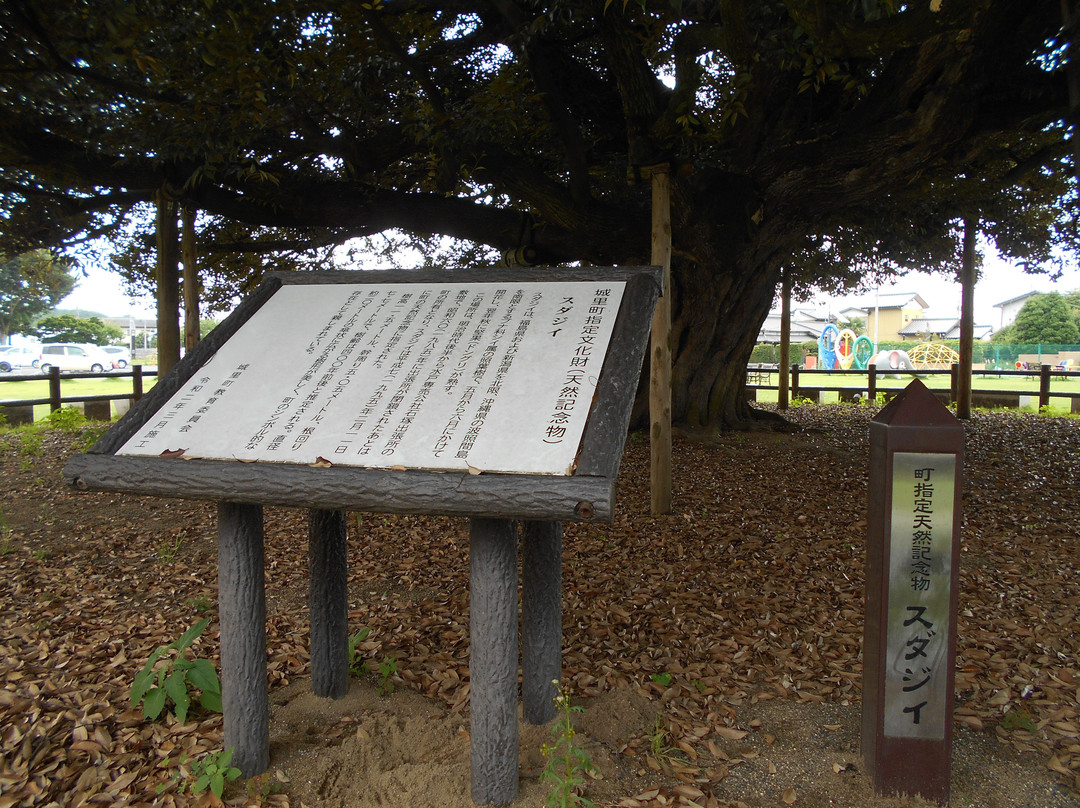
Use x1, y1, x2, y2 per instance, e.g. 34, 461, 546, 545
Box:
0, 345, 41, 372
38, 343, 117, 373
101, 345, 132, 368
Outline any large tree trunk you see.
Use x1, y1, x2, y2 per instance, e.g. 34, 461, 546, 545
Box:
669, 256, 780, 429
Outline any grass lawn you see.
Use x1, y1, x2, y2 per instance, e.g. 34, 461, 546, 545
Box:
0, 373, 158, 421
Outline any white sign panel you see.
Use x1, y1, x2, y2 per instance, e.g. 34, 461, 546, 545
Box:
884, 451, 956, 739
118, 281, 625, 476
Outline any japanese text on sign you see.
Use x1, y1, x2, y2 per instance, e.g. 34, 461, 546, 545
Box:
884, 452, 956, 739
117, 282, 626, 476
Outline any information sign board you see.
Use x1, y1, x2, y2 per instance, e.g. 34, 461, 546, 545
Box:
118, 281, 624, 476
64, 267, 662, 522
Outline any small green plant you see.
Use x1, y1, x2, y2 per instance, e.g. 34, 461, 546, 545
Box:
160, 748, 242, 798
647, 715, 684, 770
649, 672, 673, 688
157, 532, 186, 564
80, 422, 111, 450
348, 628, 372, 678
540, 680, 597, 808
1001, 706, 1038, 733
377, 656, 399, 695
184, 595, 214, 613
32, 547, 49, 561
131, 617, 222, 724
46, 406, 88, 432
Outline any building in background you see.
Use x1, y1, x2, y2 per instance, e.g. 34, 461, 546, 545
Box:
992, 292, 1041, 331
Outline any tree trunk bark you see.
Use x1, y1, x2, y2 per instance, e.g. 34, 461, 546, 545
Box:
155, 190, 182, 376
668, 256, 782, 429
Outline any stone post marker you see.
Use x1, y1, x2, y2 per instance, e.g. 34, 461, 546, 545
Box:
863, 378, 963, 804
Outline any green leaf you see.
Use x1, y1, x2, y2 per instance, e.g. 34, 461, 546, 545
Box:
187, 658, 221, 694
172, 617, 211, 653
199, 689, 223, 714
164, 671, 191, 724
143, 686, 167, 720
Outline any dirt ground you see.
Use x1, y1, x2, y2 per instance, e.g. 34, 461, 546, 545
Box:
0, 404, 1077, 808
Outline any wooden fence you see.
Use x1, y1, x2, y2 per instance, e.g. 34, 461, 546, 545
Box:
746, 363, 1080, 413
0, 366, 158, 424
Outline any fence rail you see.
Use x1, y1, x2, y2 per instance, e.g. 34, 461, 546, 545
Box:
0, 365, 158, 422
746, 363, 1080, 412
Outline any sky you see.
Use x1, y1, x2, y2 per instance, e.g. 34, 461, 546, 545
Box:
56, 244, 1080, 330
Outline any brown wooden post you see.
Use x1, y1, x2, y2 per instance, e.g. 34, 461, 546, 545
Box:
863, 379, 963, 805
790, 363, 800, 400
182, 204, 201, 354
1039, 364, 1052, 410
778, 268, 791, 410
132, 365, 144, 402
48, 365, 61, 412
956, 217, 977, 419
949, 363, 959, 406
868, 365, 878, 404
156, 189, 182, 376
647, 164, 672, 515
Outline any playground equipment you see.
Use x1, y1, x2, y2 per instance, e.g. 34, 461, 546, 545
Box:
817, 324, 876, 370
818, 324, 839, 371
870, 349, 918, 376
853, 335, 875, 369
908, 342, 960, 370
836, 328, 857, 369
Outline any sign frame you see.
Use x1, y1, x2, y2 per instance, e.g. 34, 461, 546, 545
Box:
64, 267, 662, 522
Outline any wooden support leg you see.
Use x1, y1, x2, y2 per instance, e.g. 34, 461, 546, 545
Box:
469, 518, 519, 806
309, 509, 349, 699
522, 520, 562, 725
217, 502, 269, 777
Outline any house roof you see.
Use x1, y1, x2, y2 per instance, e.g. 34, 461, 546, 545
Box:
897, 318, 959, 336
992, 291, 1041, 309
868, 292, 929, 310
944, 323, 994, 340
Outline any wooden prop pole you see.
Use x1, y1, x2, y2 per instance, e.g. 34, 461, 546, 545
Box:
217, 502, 270, 777
648, 164, 672, 515
956, 217, 977, 419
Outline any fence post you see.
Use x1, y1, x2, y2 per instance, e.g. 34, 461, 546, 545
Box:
949, 364, 959, 406
48, 366, 62, 412
133, 365, 144, 401
1039, 365, 1052, 410
790, 364, 800, 400
868, 365, 877, 403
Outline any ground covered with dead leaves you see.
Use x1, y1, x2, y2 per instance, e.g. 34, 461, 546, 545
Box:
0, 405, 1077, 808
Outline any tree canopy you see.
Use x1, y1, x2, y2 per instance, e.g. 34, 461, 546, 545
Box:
1012, 292, 1080, 343
0, 249, 76, 342
33, 314, 123, 344
0, 0, 1076, 426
